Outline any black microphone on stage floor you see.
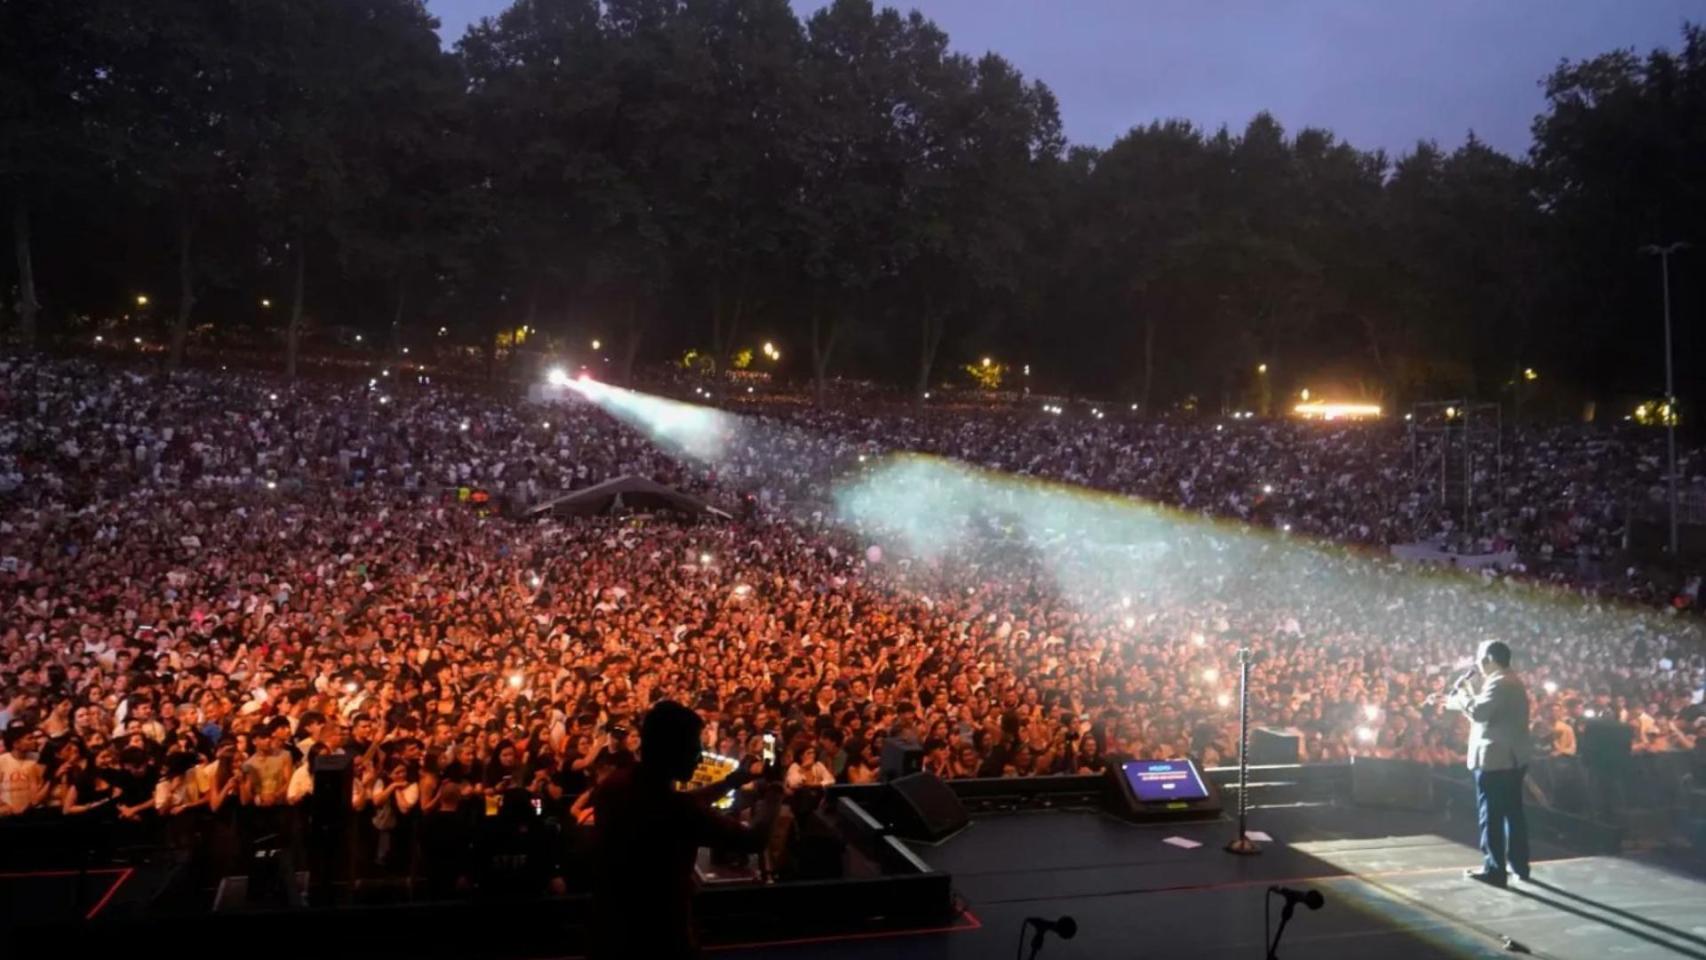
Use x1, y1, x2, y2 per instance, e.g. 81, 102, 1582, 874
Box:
1024, 915, 1077, 958
1269, 886, 1325, 910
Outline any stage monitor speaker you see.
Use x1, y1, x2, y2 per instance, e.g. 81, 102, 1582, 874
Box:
1248, 727, 1301, 765
1579, 719, 1633, 772
888, 772, 968, 842
310, 753, 354, 827
1350, 756, 1437, 811
881, 738, 924, 781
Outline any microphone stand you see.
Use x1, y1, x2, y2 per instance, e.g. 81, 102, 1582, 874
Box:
1225, 647, 1260, 855
1266, 893, 1297, 960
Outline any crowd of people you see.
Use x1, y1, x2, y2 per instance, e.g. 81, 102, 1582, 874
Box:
1, 355, 1703, 886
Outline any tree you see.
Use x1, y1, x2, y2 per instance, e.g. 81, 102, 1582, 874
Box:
0, 0, 116, 350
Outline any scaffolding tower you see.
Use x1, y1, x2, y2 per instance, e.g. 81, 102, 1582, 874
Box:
1409, 400, 1502, 540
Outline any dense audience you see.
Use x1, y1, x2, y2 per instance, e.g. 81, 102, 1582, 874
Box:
1, 356, 1703, 887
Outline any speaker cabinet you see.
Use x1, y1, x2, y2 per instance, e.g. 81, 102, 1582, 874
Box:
888, 772, 968, 842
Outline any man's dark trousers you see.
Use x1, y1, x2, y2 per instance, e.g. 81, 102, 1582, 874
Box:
1474, 766, 1529, 878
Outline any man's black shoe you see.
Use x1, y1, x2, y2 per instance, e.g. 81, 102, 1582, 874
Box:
1465, 868, 1508, 888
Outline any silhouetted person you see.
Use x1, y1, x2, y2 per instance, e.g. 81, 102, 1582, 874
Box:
590, 700, 770, 959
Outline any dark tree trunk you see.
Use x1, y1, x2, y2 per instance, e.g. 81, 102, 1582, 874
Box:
810, 291, 841, 408
915, 288, 942, 409
286, 235, 306, 380
712, 265, 751, 371
390, 274, 406, 353
620, 297, 644, 384
169, 215, 197, 370
1140, 309, 1155, 414
11, 191, 40, 350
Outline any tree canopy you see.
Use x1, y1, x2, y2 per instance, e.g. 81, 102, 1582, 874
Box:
1, 2, 1699, 413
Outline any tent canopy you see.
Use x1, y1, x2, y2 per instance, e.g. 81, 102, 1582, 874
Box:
527, 475, 731, 520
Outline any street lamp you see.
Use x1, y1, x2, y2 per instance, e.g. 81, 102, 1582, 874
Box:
1641, 241, 1691, 560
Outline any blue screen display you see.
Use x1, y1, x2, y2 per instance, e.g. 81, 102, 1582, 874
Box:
1121, 759, 1210, 803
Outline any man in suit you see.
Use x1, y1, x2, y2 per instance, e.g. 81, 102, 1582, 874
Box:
1447, 639, 1532, 887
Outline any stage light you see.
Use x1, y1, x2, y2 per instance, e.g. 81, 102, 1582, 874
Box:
548, 367, 571, 386
135, 294, 149, 307
1294, 401, 1381, 421
261, 298, 272, 308
1543, 680, 1558, 695
355, 334, 363, 343
1257, 363, 1268, 374
1523, 368, 1538, 382
1356, 726, 1377, 743
133, 337, 142, 345
982, 356, 992, 367
1201, 668, 1220, 684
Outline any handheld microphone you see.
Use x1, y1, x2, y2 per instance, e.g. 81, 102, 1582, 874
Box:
1269, 886, 1325, 910
1451, 667, 1478, 690
1025, 915, 1078, 939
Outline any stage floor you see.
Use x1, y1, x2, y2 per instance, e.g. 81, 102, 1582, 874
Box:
725, 804, 1706, 960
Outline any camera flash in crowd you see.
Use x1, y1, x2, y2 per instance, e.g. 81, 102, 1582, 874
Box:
1216, 693, 1232, 708
344, 681, 358, 694
699, 553, 713, 565
509, 673, 524, 689
1543, 680, 1558, 695
1201, 668, 1220, 684
1363, 704, 1380, 721
1356, 726, 1377, 743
